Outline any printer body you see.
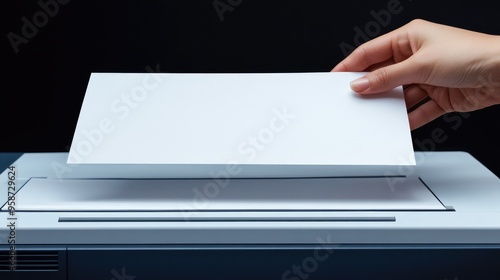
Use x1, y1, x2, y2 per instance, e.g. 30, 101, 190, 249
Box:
1, 151, 500, 279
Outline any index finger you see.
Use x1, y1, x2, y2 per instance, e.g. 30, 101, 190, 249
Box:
331, 27, 407, 72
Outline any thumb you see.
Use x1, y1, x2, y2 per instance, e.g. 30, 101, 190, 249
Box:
350, 57, 424, 94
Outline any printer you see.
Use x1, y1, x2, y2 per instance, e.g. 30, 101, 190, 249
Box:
2, 73, 500, 279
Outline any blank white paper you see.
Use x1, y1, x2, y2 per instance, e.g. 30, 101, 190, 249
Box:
68, 72, 415, 172
16, 177, 443, 211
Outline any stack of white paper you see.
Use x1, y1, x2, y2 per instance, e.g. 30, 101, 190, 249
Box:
68, 72, 415, 178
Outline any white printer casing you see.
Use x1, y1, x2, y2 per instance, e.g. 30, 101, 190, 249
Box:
1, 151, 500, 279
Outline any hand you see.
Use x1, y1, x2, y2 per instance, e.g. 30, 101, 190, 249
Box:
332, 19, 500, 130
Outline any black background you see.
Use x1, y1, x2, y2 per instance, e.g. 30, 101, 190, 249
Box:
1, 0, 499, 176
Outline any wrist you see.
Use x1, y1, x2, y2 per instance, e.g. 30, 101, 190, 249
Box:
485, 35, 500, 103
493, 36, 500, 79
477, 34, 500, 85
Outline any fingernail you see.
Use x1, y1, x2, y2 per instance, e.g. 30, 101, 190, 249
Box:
350, 78, 370, 92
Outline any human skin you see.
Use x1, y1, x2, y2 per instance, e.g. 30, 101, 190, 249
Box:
332, 19, 500, 130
